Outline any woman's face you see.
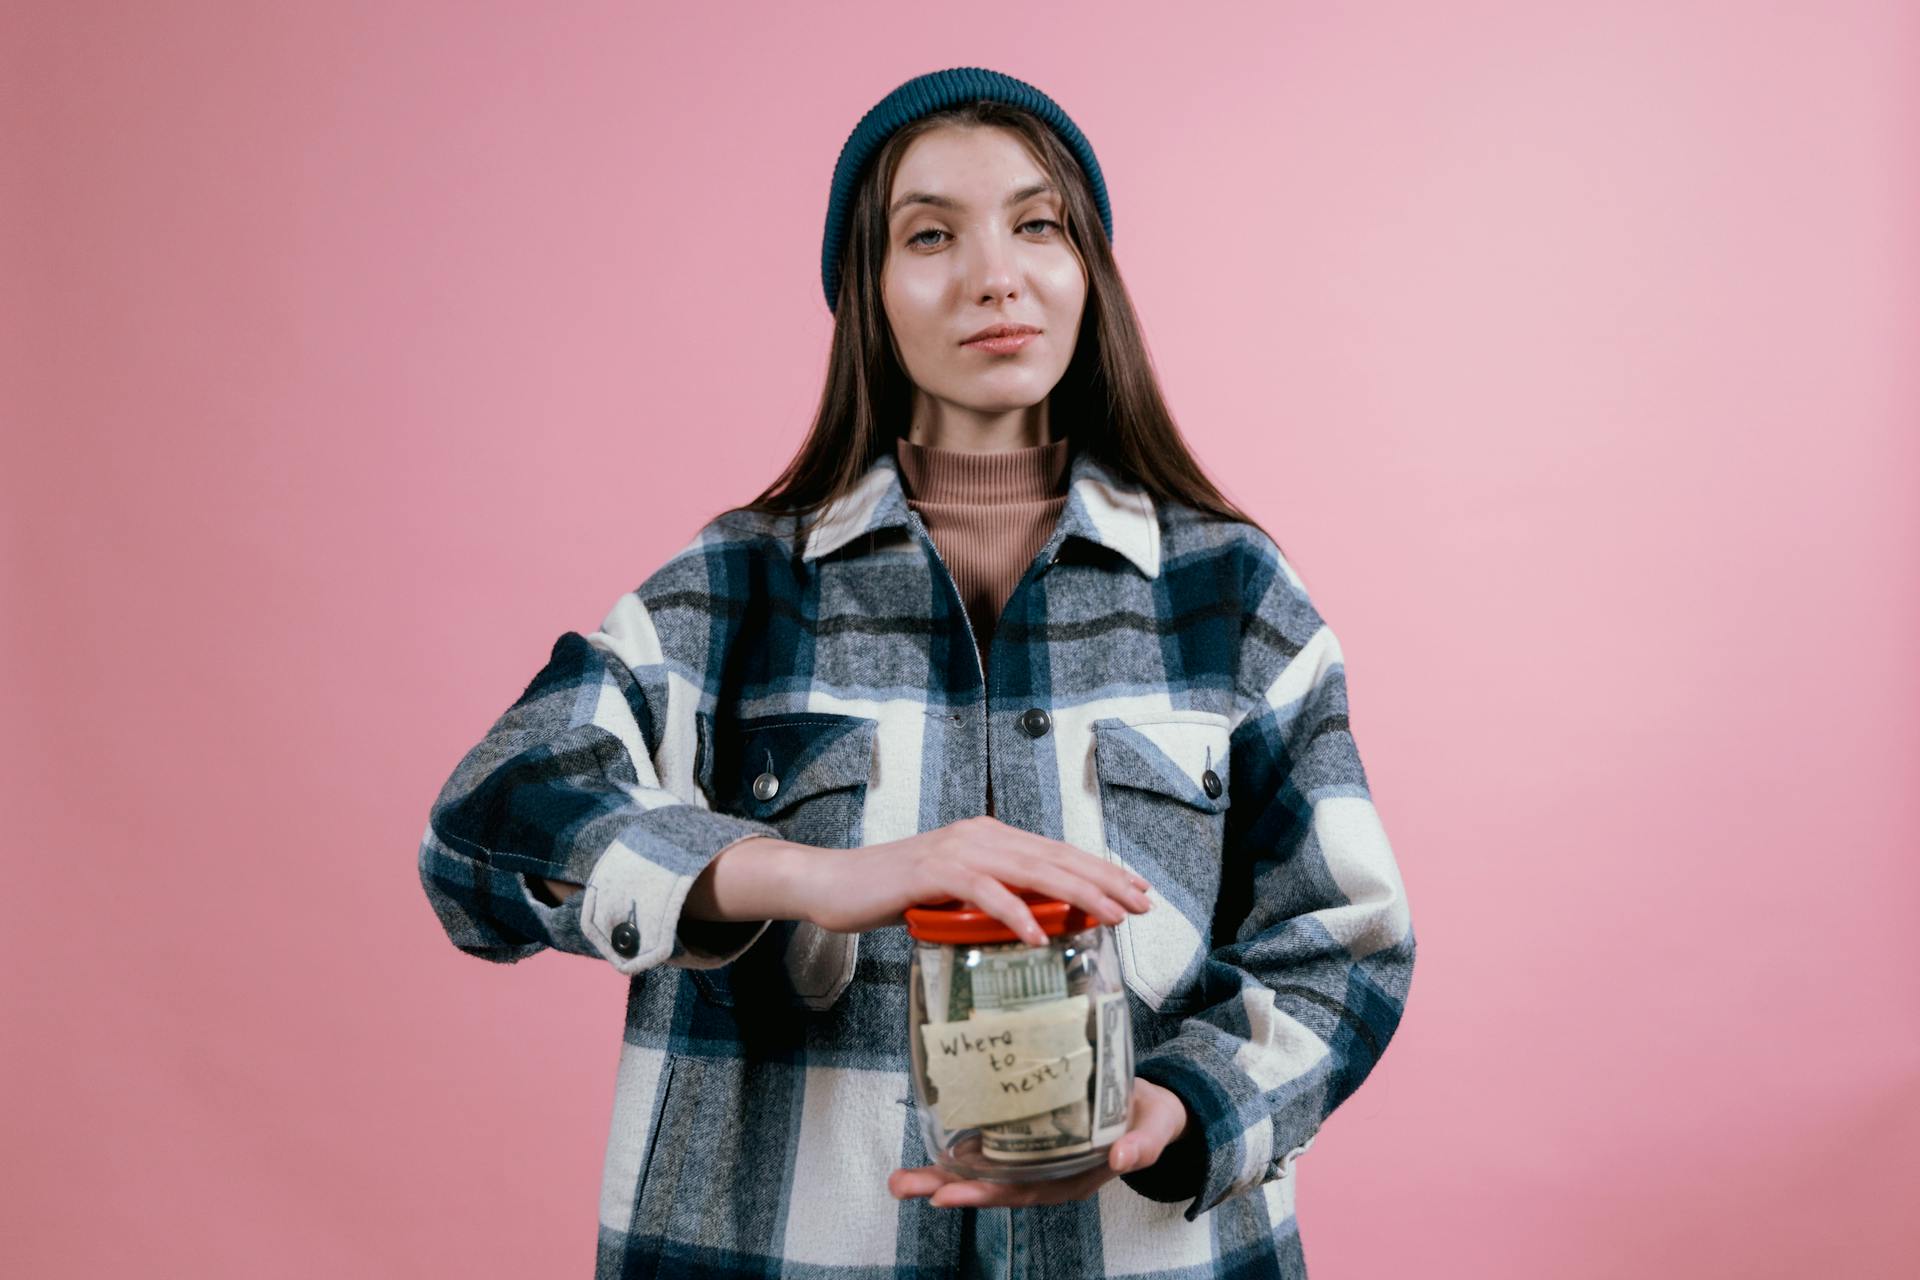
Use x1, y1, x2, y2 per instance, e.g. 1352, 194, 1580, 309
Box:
881, 125, 1088, 430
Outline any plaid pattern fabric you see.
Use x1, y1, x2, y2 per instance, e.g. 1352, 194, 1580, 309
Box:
417, 446, 1417, 1279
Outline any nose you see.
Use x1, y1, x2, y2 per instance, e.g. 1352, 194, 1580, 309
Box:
967, 228, 1017, 303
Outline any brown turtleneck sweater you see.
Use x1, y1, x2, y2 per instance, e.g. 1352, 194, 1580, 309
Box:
894, 434, 1072, 684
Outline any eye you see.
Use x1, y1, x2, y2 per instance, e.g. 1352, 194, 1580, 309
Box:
1020, 218, 1062, 236
906, 227, 950, 248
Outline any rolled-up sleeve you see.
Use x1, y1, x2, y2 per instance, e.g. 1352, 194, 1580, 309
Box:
1122, 535, 1417, 1219
417, 567, 778, 976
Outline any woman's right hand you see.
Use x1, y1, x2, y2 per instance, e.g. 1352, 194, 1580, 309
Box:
794, 815, 1153, 945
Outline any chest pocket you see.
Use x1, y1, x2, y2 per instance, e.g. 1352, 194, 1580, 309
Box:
1090, 711, 1232, 1015
694, 710, 877, 1011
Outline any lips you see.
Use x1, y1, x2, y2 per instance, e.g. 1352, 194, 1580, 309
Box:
962, 323, 1041, 355
964, 333, 1036, 355
962, 323, 1041, 344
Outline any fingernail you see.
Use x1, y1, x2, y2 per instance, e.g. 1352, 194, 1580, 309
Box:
1112, 1146, 1134, 1172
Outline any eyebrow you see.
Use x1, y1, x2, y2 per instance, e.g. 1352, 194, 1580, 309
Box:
888, 181, 1058, 219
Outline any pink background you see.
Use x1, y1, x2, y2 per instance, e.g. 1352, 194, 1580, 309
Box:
5, 3, 1915, 1276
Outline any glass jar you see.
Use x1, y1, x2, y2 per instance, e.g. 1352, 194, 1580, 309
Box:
904, 891, 1135, 1182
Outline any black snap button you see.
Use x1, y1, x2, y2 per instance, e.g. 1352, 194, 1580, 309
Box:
1020, 707, 1052, 738
609, 920, 640, 958
1202, 768, 1223, 799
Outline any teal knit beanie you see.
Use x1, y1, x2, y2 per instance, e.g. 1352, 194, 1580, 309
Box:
820, 66, 1112, 314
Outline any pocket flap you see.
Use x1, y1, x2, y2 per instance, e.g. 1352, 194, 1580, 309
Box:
1091, 715, 1230, 814
713, 712, 878, 820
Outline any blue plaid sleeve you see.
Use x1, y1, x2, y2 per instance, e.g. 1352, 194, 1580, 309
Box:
416, 553, 780, 976
1124, 538, 1417, 1219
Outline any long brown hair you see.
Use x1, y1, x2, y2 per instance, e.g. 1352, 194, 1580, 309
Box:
726, 99, 1277, 553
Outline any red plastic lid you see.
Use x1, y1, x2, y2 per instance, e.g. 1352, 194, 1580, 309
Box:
903, 888, 1098, 945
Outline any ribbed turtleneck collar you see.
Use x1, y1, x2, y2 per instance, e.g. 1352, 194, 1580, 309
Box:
894, 434, 1072, 505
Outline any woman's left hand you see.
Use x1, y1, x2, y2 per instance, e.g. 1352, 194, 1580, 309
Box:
888, 1078, 1190, 1208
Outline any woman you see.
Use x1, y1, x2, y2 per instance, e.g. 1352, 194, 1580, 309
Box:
419, 66, 1416, 1279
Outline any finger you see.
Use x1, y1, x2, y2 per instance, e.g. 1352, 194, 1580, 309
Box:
1041, 845, 1155, 910
927, 1177, 1053, 1209
984, 832, 1151, 916
927, 1178, 1020, 1209
954, 872, 1046, 946
1014, 834, 1153, 909
889, 1166, 962, 1199
931, 1163, 1118, 1208
971, 854, 1130, 926
968, 821, 1152, 911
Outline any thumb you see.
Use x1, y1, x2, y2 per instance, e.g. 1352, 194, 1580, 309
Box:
1108, 1081, 1189, 1173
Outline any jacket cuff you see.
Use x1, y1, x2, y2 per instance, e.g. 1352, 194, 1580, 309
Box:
516, 872, 600, 957
501, 807, 781, 976
519, 870, 772, 969
1117, 1099, 1208, 1204
1130, 1035, 1317, 1220
673, 915, 774, 967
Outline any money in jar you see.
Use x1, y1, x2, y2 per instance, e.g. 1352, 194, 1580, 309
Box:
904, 890, 1135, 1182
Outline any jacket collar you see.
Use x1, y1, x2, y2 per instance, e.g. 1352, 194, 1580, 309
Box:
799, 442, 1161, 579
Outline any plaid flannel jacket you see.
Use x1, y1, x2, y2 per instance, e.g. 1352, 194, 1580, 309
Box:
417, 445, 1416, 1279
